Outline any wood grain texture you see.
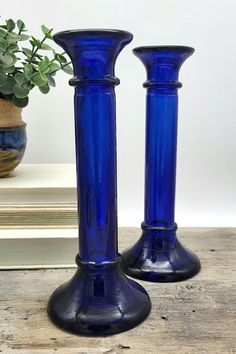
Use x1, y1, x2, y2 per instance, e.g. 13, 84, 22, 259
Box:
0, 228, 236, 354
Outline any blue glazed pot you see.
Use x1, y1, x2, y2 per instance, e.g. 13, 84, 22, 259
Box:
0, 99, 27, 177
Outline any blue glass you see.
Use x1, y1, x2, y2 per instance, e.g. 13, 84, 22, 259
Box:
0, 126, 26, 177
121, 46, 201, 282
47, 30, 151, 336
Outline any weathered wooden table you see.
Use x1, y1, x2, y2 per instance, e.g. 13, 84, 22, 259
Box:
0, 228, 236, 353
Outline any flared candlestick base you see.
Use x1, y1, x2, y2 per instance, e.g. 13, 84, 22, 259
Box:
47, 258, 151, 336
121, 225, 200, 282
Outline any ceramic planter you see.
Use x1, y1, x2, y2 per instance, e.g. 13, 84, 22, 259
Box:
0, 99, 27, 177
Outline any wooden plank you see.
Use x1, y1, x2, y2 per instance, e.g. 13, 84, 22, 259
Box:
0, 228, 236, 353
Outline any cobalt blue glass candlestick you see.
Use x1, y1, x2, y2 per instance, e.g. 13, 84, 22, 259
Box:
47, 30, 151, 336
121, 46, 201, 282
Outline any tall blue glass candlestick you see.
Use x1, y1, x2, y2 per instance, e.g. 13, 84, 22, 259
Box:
121, 46, 201, 282
47, 30, 151, 336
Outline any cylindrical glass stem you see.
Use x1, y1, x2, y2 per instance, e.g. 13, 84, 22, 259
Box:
144, 87, 178, 228
75, 85, 117, 262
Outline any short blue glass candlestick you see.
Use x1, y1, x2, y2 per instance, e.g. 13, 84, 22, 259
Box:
47, 30, 151, 336
121, 46, 201, 282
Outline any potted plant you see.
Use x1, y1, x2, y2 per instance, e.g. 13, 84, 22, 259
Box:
0, 18, 72, 177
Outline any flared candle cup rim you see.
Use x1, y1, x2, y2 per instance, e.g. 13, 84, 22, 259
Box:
53, 28, 133, 42
133, 45, 195, 55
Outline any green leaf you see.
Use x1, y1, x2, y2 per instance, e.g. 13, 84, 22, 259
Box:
0, 29, 6, 38
6, 19, 15, 32
12, 95, 29, 108
39, 83, 50, 94
38, 59, 50, 73
22, 81, 32, 90
0, 76, 15, 94
0, 53, 5, 64
47, 75, 56, 87
24, 63, 34, 80
0, 73, 7, 87
15, 72, 25, 85
1, 53, 17, 67
39, 71, 48, 81
48, 62, 60, 73
7, 43, 19, 52
22, 47, 32, 58
13, 84, 29, 98
44, 56, 50, 64
62, 64, 73, 75
41, 25, 53, 39
41, 43, 53, 51
0, 53, 14, 67
31, 37, 42, 48
17, 19, 25, 32
55, 53, 67, 63
35, 54, 43, 60
25, 58, 39, 65
7, 32, 21, 43
2, 66, 15, 73
18, 34, 30, 41
10, 53, 17, 65
41, 25, 50, 34
0, 39, 7, 51
30, 72, 47, 87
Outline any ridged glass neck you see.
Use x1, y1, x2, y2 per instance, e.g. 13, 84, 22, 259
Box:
133, 46, 194, 91
53, 29, 133, 86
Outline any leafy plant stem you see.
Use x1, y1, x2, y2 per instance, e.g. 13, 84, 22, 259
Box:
50, 61, 72, 75
30, 28, 52, 61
